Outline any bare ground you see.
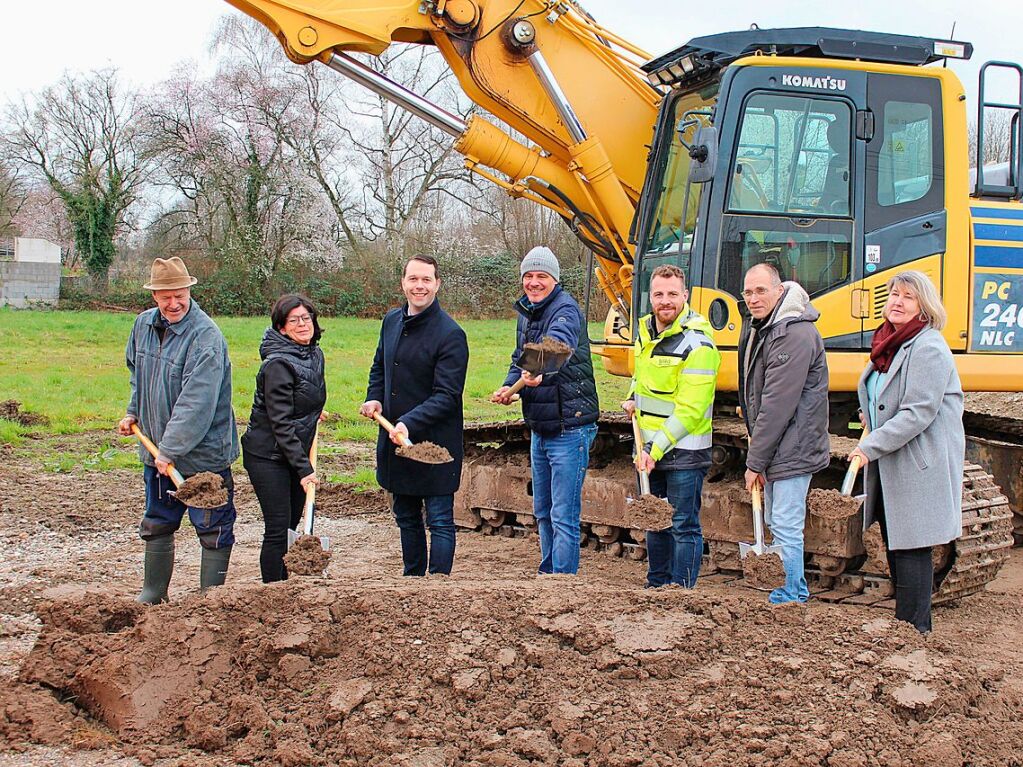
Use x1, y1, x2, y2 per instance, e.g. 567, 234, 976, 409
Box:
1, 431, 1022, 766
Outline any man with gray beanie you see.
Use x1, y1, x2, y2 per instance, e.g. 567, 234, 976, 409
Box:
491, 246, 599, 574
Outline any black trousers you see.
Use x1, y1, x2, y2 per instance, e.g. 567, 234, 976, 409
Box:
244, 452, 305, 583
876, 490, 934, 633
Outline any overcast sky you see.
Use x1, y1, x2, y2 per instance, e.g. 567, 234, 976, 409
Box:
1, 0, 1020, 104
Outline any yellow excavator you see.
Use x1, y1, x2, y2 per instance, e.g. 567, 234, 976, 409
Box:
227, 0, 1020, 601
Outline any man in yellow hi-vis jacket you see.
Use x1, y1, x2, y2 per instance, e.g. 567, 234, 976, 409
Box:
623, 265, 721, 588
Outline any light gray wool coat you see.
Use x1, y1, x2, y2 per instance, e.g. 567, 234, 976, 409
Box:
856, 328, 964, 550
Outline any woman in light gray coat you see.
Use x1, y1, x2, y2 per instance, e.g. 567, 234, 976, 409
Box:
850, 271, 963, 633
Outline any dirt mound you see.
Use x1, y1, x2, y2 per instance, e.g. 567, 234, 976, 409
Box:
624, 494, 673, 531
315, 483, 389, 517
741, 551, 785, 590
283, 535, 332, 576
807, 488, 862, 519
395, 441, 452, 464
173, 472, 227, 508
0, 399, 49, 427
14, 578, 1023, 766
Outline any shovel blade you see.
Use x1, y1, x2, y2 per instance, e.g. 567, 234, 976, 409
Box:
287, 528, 300, 550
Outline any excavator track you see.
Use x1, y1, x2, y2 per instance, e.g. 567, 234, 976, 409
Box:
456, 414, 1015, 605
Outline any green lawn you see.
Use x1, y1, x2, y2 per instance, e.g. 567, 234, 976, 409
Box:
0, 309, 630, 447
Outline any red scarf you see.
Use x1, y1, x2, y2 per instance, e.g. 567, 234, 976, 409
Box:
870, 317, 928, 373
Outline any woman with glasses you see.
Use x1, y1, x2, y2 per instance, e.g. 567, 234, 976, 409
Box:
242, 294, 327, 582
849, 271, 963, 633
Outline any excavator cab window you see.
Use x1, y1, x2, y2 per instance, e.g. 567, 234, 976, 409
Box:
728, 93, 852, 217
715, 91, 855, 300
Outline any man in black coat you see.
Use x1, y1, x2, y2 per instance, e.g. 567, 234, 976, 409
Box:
360, 255, 469, 576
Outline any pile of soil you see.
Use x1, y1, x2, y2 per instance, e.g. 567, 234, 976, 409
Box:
741, 551, 786, 590
0, 400, 49, 427
11, 578, 1023, 766
173, 472, 228, 508
525, 336, 572, 357
395, 441, 452, 464
624, 494, 674, 531
283, 535, 332, 576
807, 488, 862, 519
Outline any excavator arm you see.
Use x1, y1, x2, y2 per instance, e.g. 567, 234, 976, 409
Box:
224, 0, 663, 318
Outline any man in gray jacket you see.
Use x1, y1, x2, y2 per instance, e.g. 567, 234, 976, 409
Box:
117, 257, 240, 603
738, 263, 830, 604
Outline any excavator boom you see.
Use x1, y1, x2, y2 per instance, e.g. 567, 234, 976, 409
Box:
226, 0, 664, 322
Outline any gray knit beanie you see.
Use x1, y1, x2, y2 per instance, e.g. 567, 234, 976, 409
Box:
520, 246, 560, 282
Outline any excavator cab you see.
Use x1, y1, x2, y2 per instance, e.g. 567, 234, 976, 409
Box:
632, 30, 994, 394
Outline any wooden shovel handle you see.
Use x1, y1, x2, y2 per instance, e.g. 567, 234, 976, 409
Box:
131, 424, 185, 488
370, 412, 413, 447
630, 412, 651, 496
840, 426, 870, 497
303, 425, 319, 533
506, 376, 528, 397
751, 484, 762, 514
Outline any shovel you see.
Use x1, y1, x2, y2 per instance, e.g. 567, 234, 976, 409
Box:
131, 424, 226, 509
630, 412, 652, 496
500, 336, 574, 399
131, 424, 187, 488
288, 425, 330, 551
369, 411, 453, 464
840, 425, 870, 496
739, 484, 783, 559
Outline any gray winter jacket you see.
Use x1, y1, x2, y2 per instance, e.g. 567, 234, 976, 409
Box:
125, 301, 240, 475
856, 328, 963, 550
738, 282, 830, 481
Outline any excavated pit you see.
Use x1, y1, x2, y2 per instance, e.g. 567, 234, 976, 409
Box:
395, 441, 453, 464
171, 471, 228, 508
8, 578, 1022, 766
624, 494, 674, 531
283, 535, 332, 576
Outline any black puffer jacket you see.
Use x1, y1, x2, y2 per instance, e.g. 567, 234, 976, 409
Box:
241, 328, 326, 477
502, 285, 599, 436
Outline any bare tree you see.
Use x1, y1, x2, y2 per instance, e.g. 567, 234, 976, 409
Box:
0, 156, 26, 239
968, 110, 1017, 167
3, 69, 149, 288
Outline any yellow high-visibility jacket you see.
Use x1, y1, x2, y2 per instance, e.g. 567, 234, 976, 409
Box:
630, 306, 721, 467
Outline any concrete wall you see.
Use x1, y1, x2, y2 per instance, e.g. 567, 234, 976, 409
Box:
15, 237, 62, 264
0, 261, 61, 307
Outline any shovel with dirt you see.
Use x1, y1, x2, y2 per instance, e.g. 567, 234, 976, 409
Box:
131, 424, 227, 508
287, 425, 331, 552
624, 413, 674, 531
369, 412, 453, 464
739, 484, 786, 590
496, 336, 574, 401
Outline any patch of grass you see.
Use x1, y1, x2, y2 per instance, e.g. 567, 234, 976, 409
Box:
0, 309, 631, 451
327, 466, 379, 492
0, 419, 29, 445
43, 442, 139, 473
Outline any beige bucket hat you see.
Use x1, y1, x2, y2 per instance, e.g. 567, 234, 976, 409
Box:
143, 257, 198, 290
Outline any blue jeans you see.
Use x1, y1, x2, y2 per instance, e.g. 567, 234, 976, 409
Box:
140, 464, 236, 549
530, 423, 597, 575
645, 468, 705, 588
764, 474, 812, 604
392, 494, 456, 576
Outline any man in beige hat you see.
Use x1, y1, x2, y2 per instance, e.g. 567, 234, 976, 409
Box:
117, 257, 240, 603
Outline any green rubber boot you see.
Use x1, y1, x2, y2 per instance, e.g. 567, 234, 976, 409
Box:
137, 535, 174, 605
200, 546, 232, 591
